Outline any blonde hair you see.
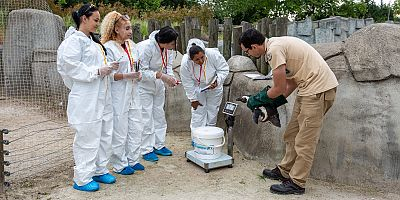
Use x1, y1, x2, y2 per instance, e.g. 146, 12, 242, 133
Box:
100, 11, 130, 44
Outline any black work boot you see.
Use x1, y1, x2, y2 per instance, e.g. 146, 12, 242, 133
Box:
270, 179, 305, 195
262, 167, 288, 181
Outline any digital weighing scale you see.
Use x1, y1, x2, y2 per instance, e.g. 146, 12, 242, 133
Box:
185, 101, 238, 173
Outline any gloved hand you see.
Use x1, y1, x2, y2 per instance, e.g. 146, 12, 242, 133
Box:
208, 79, 218, 90
160, 74, 177, 87
98, 66, 112, 77
109, 62, 119, 70
236, 91, 282, 127
191, 101, 203, 110
123, 72, 142, 80
246, 86, 288, 111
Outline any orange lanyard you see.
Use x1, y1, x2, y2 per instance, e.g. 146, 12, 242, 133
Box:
160, 46, 168, 72
98, 44, 107, 65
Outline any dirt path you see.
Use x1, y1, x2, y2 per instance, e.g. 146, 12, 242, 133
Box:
0, 134, 397, 200
0, 100, 398, 200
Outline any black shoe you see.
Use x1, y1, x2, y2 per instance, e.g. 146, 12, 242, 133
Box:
270, 179, 305, 195
262, 167, 288, 181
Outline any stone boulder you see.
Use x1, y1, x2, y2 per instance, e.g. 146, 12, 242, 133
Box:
344, 23, 400, 81
2, 9, 64, 96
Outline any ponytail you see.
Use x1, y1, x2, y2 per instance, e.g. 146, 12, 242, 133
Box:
71, 10, 80, 28
90, 32, 107, 55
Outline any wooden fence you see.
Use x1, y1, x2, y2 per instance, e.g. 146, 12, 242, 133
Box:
131, 17, 289, 75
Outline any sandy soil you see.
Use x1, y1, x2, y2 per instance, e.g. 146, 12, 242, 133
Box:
0, 101, 399, 200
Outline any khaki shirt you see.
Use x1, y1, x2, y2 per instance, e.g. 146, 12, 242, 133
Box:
265, 37, 338, 96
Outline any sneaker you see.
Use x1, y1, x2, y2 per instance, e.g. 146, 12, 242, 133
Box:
263, 167, 288, 181
270, 179, 305, 195
115, 166, 135, 175
143, 151, 159, 162
153, 147, 173, 156
92, 173, 116, 184
73, 180, 99, 192
131, 163, 145, 171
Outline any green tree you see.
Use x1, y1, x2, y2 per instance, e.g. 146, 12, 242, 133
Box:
160, 0, 199, 8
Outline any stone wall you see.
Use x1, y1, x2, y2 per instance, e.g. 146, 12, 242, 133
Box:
287, 16, 375, 44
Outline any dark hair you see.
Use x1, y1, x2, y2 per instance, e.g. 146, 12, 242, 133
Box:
239, 28, 265, 49
71, 4, 106, 54
72, 3, 98, 29
155, 26, 179, 44
189, 44, 205, 60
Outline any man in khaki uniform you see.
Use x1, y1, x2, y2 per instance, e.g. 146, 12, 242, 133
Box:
239, 28, 338, 195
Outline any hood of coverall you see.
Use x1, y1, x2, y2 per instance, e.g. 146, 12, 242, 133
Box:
65, 26, 89, 40
65, 26, 78, 39
186, 38, 206, 55
149, 30, 160, 43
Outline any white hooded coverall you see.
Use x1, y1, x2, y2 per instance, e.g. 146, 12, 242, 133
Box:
180, 38, 229, 133
104, 39, 143, 171
57, 27, 113, 186
136, 30, 175, 154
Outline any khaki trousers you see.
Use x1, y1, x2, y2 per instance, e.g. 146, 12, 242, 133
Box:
278, 88, 336, 188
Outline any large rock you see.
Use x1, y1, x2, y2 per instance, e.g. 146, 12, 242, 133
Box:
165, 67, 192, 132
344, 23, 400, 81
312, 42, 344, 60
227, 55, 257, 72
31, 49, 68, 112
2, 9, 64, 96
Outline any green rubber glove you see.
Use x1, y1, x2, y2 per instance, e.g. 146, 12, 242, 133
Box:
246, 86, 288, 111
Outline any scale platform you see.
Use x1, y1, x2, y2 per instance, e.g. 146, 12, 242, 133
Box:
185, 150, 234, 173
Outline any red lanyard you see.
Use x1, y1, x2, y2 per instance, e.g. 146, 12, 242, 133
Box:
192, 57, 207, 85
122, 42, 134, 71
160, 47, 168, 71
192, 64, 203, 85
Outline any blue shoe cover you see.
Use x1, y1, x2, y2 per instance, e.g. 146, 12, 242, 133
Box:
131, 163, 145, 171
143, 152, 159, 162
73, 180, 99, 192
116, 166, 135, 175
154, 147, 173, 156
92, 173, 116, 184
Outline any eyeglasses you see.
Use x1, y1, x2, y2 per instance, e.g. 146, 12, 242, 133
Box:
115, 14, 130, 24
244, 48, 250, 55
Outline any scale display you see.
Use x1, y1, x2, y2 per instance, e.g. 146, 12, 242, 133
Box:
222, 102, 238, 116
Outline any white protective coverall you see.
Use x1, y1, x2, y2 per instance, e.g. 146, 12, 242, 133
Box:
104, 39, 142, 171
57, 27, 113, 186
180, 38, 229, 133
137, 30, 175, 154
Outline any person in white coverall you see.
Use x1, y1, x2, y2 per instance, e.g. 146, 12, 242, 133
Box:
137, 26, 179, 162
180, 38, 229, 134
57, 4, 116, 192
100, 11, 143, 175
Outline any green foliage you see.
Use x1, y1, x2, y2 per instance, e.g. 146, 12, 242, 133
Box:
142, 5, 213, 25
208, 0, 396, 23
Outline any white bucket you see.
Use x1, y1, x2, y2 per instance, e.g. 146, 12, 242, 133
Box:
192, 126, 225, 160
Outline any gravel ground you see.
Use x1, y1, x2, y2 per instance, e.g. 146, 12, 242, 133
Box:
0, 100, 399, 200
